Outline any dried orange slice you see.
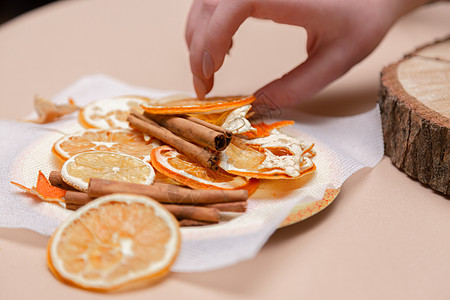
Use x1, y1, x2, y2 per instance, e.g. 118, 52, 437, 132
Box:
61, 151, 155, 192
141, 95, 255, 115
219, 130, 316, 179
79, 96, 151, 129
47, 193, 180, 291
151, 145, 249, 190
52, 129, 160, 162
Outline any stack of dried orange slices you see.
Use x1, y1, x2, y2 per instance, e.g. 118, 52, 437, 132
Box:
50, 94, 315, 196
140, 95, 316, 183
41, 93, 315, 209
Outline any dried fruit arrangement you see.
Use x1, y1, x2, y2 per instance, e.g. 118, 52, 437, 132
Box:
12, 94, 317, 291
14, 94, 316, 225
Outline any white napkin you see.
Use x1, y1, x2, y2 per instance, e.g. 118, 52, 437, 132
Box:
0, 74, 384, 272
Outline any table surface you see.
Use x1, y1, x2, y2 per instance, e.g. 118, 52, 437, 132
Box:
1, 1, 449, 299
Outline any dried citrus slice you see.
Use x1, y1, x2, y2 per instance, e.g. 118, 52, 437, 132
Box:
47, 193, 180, 291
79, 96, 151, 129
141, 95, 255, 114
52, 129, 160, 162
219, 130, 316, 179
151, 145, 249, 190
61, 151, 155, 192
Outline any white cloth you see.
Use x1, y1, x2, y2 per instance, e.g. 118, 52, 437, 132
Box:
0, 74, 384, 272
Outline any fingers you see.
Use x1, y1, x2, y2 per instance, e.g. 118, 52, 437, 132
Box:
185, 0, 203, 49
254, 42, 354, 108
187, 0, 252, 99
187, 1, 218, 98
200, 1, 253, 77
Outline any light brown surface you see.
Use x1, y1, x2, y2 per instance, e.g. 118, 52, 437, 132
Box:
0, 0, 449, 299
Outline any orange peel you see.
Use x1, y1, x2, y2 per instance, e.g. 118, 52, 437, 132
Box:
28, 96, 79, 124
11, 170, 66, 203
242, 120, 295, 139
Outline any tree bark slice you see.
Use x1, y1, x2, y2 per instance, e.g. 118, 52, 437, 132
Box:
379, 36, 450, 195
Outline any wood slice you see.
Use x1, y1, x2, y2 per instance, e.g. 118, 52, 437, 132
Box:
379, 36, 450, 195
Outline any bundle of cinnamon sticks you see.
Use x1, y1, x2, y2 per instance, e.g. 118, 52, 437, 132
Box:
128, 111, 232, 170
49, 171, 248, 226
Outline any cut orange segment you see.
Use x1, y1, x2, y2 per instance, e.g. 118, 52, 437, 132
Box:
52, 129, 160, 162
11, 170, 66, 203
47, 193, 180, 291
141, 95, 255, 115
79, 96, 151, 129
61, 151, 155, 192
219, 130, 316, 179
151, 145, 249, 190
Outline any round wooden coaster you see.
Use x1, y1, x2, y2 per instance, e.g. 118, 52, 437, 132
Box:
379, 36, 449, 195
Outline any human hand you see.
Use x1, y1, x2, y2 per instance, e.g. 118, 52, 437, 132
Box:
186, 0, 430, 107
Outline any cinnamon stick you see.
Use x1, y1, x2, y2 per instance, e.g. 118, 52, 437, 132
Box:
178, 219, 215, 227
205, 201, 247, 212
88, 178, 248, 204
64, 190, 95, 205
49, 171, 77, 191
65, 188, 246, 212
145, 113, 231, 151
164, 204, 219, 223
65, 198, 219, 224
66, 203, 82, 211
128, 113, 218, 170
184, 115, 232, 144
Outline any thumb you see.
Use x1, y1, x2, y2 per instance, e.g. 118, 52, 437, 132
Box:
254, 43, 355, 110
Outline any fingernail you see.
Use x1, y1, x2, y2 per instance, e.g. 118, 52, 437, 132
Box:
193, 75, 206, 99
227, 39, 233, 55
202, 50, 214, 79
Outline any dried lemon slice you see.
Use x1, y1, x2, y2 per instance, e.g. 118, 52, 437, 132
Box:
61, 151, 155, 192
47, 193, 180, 291
79, 96, 151, 129
52, 129, 160, 162
219, 130, 316, 179
151, 145, 249, 190
141, 95, 255, 114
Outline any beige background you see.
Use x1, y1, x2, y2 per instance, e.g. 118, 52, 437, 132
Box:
0, 0, 449, 299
